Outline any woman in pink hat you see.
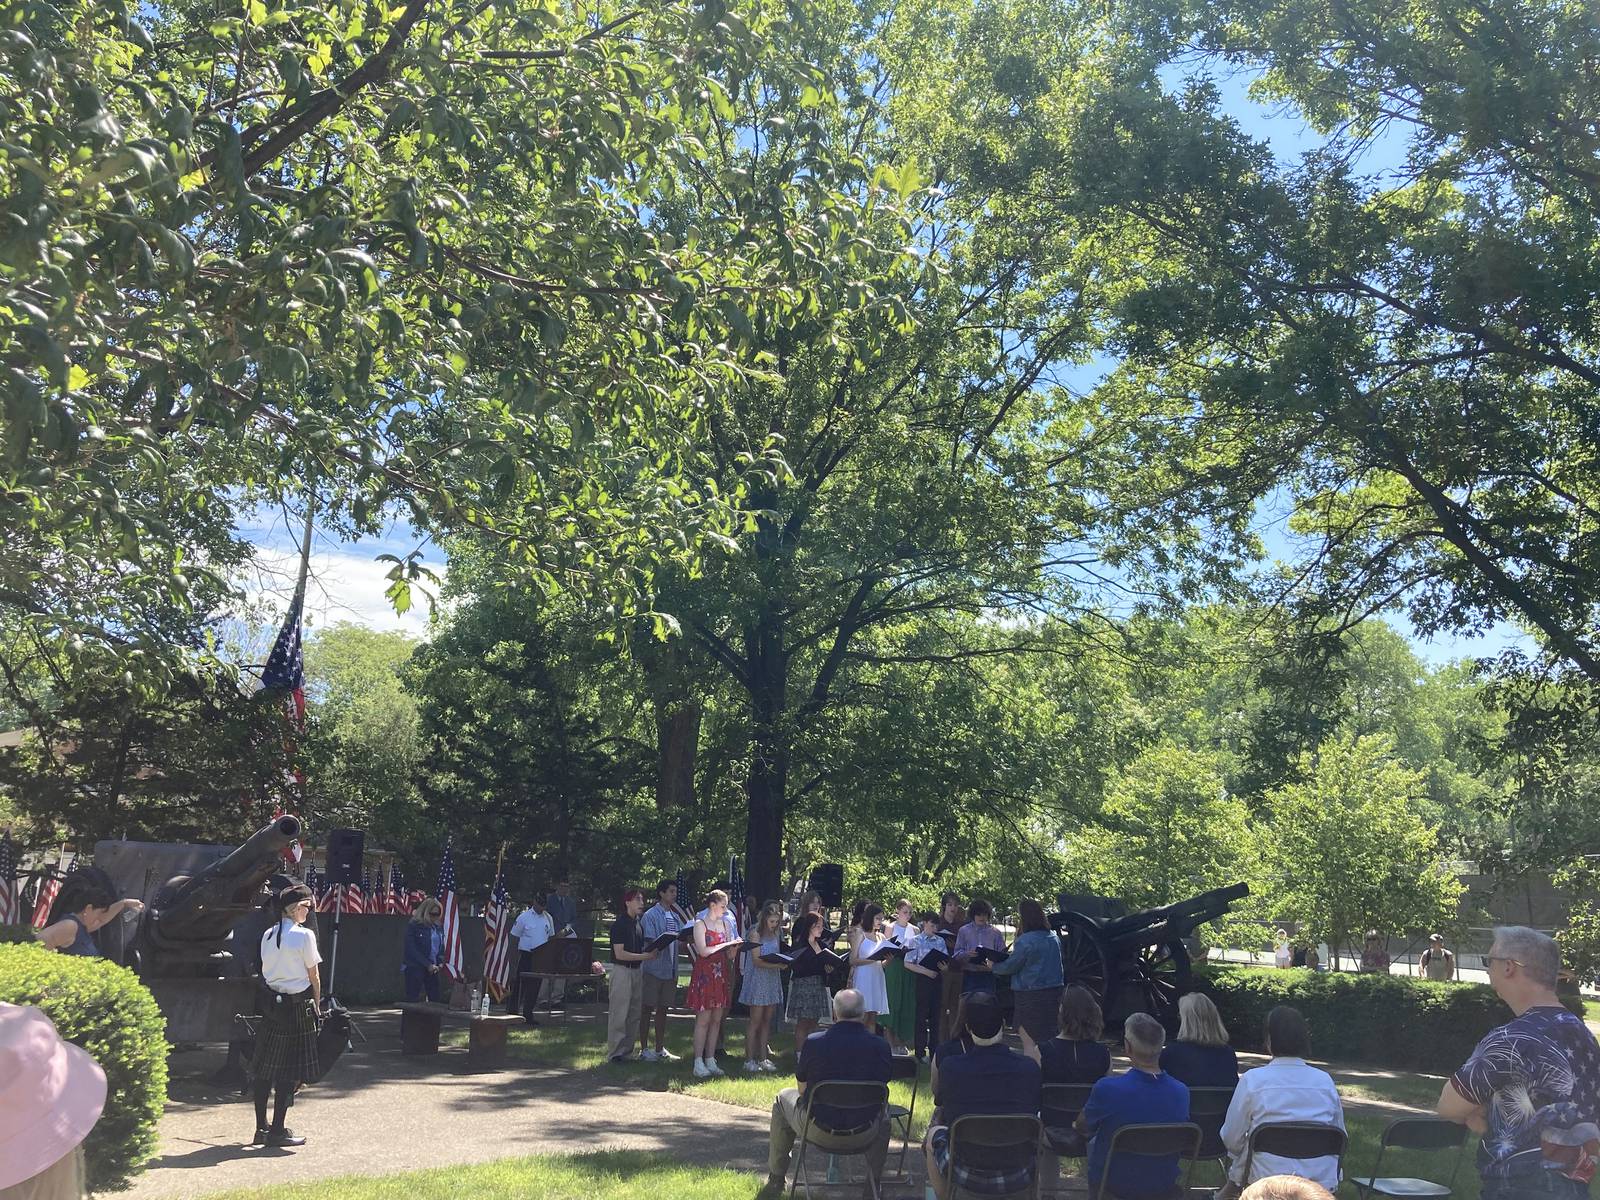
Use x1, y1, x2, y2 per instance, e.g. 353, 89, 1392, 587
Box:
0, 1002, 108, 1200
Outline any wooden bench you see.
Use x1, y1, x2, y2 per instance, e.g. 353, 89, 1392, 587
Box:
396, 1002, 522, 1069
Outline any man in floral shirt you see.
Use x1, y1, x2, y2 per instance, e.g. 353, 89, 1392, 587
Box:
1440, 927, 1600, 1200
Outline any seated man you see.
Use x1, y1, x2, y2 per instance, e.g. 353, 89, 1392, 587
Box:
766, 988, 893, 1197
1220, 1006, 1344, 1197
924, 990, 1044, 1199
1078, 1011, 1190, 1200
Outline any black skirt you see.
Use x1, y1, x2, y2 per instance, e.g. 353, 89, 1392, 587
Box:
250, 989, 320, 1082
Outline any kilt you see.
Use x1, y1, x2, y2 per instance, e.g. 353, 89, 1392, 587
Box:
250, 988, 320, 1083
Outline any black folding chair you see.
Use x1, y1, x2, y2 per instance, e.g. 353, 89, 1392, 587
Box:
1090, 1122, 1202, 1200
1040, 1082, 1096, 1158
1243, 1121, 1348, 1188
787, 1079, 891, 1200
1351, 1117, 1469, 1199
1185, 1085, 1237, 1184
885, 1052, 921, 1180
944, 1113, 1045, 1200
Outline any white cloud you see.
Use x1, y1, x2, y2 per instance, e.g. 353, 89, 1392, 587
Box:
243, 543, 446, 639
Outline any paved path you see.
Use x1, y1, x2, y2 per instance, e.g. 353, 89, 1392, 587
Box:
126, 1010, 774, 1200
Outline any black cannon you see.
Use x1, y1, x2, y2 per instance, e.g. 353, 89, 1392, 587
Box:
132, 814, 304, 974
1049, 882, 1249, 1027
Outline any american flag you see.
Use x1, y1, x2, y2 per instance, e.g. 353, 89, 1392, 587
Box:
0, 831, 17, 925
304, 861, 320, 901
260, 590, 306, 723
674, 865, 690, 918
728, 855, 745, 929
436, 840, 463, 980
345, 873, 365, 916
31, 853, 73, 928
388, 863, 406, 915
482, 870, 513, 1002
316, 867, 338, 913
406, 888, 427, 913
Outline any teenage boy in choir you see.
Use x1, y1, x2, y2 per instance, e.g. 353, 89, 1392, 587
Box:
638, 879, 682, 1061
905, 911, 947, 1062
606, 887, 653, 1063
952, 898, 1006, 994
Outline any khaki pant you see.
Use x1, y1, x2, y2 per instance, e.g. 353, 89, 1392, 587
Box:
768, 1087, 889, 1186
606, 966, 643, 1059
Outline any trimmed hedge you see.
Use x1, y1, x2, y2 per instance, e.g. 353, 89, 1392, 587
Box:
1194, 963, 1585, 1075
0, 943, 168, 1190
0, 922, 40, 944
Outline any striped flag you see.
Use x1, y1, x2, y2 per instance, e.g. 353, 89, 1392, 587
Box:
436, 840, 463, 981
388, 864, 406, 915
260, 591, 307, 723
482, 870, 513, 1001
303, 861, 320, 905
0, 831, 17, 925
31, 853, 73, 928
674, 865, 690, 917
406, 888, 427, 915
346, 874, 365, 916
728, 855, 745, 927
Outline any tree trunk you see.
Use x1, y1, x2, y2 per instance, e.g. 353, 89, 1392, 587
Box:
654, 699, 701, 810
744, 605, 788, 904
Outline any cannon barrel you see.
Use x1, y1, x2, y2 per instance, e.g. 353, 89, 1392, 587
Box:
1097, 881, 1250, 944
139, 816, 302, 956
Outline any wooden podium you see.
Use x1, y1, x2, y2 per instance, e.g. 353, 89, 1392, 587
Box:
519, 937, 601, 1015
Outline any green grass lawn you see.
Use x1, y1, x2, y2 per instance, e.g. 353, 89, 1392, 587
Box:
197, 1150, 772, 1200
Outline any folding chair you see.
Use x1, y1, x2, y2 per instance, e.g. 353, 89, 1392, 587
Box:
1243, 1121, 1348, 1188
1040, 1083, 1097, 1156
943, 1112, 1045, 1200
787, 1079, 891, 1200
1351, 1116, 1469, 1199
1090, 1122, 1202, 1200
886, 1053, 921, 1180
1185, 1086, 1237, 1186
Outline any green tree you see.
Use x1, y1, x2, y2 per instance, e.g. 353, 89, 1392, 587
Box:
1065, 740, 1249, 911
1256, 732, 1464, 963
1553, 857, 1600, 988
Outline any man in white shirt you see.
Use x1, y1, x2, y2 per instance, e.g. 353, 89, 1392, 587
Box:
509, 895, 555, 1025
1220, 1006, 1345, 1196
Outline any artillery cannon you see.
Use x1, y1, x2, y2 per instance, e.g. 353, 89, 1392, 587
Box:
95, 816, 304, 1041
1049, 882, 1249, 1028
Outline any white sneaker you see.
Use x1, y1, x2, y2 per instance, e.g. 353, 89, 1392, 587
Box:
657, 1048, 681, 1061
705, 1058, 725, 1076
759, 1058, 778, 1072
640, 1049, 661, 1062
692, 1058, 712, 1078
744, 1059, 762, 1073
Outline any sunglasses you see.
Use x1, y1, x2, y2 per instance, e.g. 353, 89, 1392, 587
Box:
1484, 955, 1522, 969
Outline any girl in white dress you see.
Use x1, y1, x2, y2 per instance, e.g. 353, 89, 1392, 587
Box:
849, 902, 891, 1032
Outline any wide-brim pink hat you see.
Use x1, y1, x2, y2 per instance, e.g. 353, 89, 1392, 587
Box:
0, 1002, 108, 1189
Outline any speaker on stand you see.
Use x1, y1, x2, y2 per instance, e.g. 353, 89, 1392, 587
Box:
321, 828, 365, 1003
808, 863, 844, 909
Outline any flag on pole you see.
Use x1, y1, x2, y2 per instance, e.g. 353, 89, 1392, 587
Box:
674, 865, 690, 918
303, 860, 320, 902
728, 855, 746, 930
316, 870, 338, 913
345, 872, 365, 916
31, 853, 73, 928
406, 888, 427, 914
260, 586, 307, 724
482, 870, 513, 1002
0, 831, 17, 925
436, 840, 463, 980
387, 863, 406, 915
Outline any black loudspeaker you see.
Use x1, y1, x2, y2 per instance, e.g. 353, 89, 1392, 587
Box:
324, 828, 366, 885
808, 863, 844, 908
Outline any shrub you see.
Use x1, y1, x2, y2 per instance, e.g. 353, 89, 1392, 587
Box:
1195, 963, 1585, 1074
0, 922, 40, 944
0, 943, 168, 1190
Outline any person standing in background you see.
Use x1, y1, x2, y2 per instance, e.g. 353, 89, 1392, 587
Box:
638, 879, 682, 1062
509, 893, 555, 1026
545, 881, 578, 1010
38, 868, 144, 957
1361, 931, 1391, 974
936, 892, 967, 1043
401, 898, 445, 1002
606, 888, 653, 1063
251, 883, 322, 1148
882, 899, 918, 1053
1421, 934, 1456, 981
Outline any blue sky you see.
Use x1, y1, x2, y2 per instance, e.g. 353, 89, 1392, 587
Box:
243, 58, 1533, 667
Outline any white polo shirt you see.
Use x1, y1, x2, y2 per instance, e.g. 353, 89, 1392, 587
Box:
260, 920, 321, 994
511, 907, 555, 952
1221, 1056, 1346, 1188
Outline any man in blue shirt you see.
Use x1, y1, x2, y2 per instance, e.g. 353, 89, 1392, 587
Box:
925, 989, 1044, 1198
1080, 1011, 1191, 1199
766, 988, 893, 1196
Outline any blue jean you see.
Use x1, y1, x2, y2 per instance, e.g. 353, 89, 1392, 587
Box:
403, 966, 440, 1003
1483, 1173, 1591, 1200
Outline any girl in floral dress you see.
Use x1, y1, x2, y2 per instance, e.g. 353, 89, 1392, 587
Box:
687, 889, 740, 1077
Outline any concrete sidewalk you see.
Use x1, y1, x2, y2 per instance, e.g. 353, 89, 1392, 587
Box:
125, 1009, 774, 1199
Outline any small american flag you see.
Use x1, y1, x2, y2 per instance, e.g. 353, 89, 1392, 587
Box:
345, 873, 365, 916
31, 853, 73, 928
482, 871, 513, 1002
0, 831, 17, 925
303, 861, 320, 901
436, 840, 463, 980
728, 855, 745, 929
406, 888, 427, 914
674, 865, 690, 917
260, 591, 306, 722
388, 863, 406, 915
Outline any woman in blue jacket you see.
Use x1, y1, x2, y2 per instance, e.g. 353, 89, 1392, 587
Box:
402, 898, 445, 1002
991, 898, 1065, 1054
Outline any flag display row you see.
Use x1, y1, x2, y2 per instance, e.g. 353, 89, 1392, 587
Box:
304, 860, 425, 916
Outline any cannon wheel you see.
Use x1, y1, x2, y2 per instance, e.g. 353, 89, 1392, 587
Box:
1057, 912, 1112, 1004
1125, 937, 1192, 1026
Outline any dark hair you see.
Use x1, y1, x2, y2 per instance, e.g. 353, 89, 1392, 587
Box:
857, 903, 884, 931
968, 898, 993, 921
272, 883, 315, 946
792, 912, 821, 942
657, 878, 677, 897
940, 891, 962, 910
799, 889, 822, 913
963, 990, 1004, 1040
1018, 899, 1049, 934
1265, 1005, 1311, 1058
620, 886, 645, 907
52, 866, 117, 923
1058, 985, 1104, 1040
850, 898, 867, 926
915, 911, 939, 926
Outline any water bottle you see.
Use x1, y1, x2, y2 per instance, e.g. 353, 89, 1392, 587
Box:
479, 989, 490, 1017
